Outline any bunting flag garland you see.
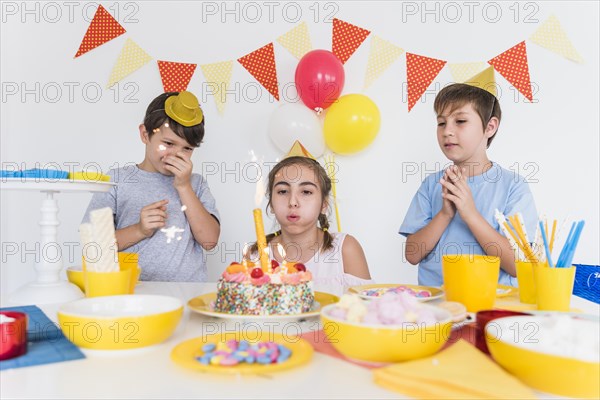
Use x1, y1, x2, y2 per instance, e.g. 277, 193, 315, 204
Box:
106, 39, 152, 88
448, 62, 488, 83
157, 60, 197, 92
277, 22, 312, 60
238, 43, 280, 101
464, 66, 498, 97
363, 35, 404, 90
529, 15, 583, 63
406, 53, 447, 112
200, 61, 234, 115
488, 41, 533, 101
74, 5, 126, 58
332, 18, 371, 64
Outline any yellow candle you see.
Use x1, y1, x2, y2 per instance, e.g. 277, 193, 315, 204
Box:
253, 209, 269, 272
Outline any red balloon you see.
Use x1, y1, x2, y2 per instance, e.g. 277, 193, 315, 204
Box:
295, 50, 345, 112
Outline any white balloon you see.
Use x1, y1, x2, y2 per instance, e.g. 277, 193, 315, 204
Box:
268, 103, 325, 157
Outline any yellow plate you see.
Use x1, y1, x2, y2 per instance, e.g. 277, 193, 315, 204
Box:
496, 284, 518, 298
348, 284, 444, 302
171, 332, 313, 374
187, 291, 339, 320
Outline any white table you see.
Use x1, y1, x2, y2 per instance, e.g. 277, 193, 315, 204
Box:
1, 282, 598, 399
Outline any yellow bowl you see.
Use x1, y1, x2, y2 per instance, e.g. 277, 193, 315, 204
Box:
66, 266, 85, 292
486, 315, 599, 398
320, 303, 452, 363
57, 295, 183, 350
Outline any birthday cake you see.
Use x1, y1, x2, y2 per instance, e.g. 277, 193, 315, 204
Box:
214, 261, 314, 315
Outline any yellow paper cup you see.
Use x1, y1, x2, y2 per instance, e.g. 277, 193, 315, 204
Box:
534, 265, 576, 311
515, 261, 537, 304
442, 254, 500, 312
81, 252, 140, 297
117, 252, 140, 294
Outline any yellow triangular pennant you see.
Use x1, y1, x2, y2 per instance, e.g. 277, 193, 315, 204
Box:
529, 15, 583, 63
200, 61, 233, 115
448, 62, 488, 83
363, 35, 404, 89
286, 140, 315, 159
106, 38, 152, 88
277, 22, 312, 60
465, 66, 497, 97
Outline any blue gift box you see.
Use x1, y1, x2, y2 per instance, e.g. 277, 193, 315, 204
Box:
573, 264, 600, 304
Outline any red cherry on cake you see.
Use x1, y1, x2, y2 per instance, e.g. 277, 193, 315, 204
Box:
295, 263, 306, 272
250, 268, 264, 279
271, 260, 280, 270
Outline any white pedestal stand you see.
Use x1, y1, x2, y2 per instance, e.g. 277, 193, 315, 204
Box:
1, 178, 116, 305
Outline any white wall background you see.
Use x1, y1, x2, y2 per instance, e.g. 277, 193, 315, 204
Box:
2, 1, 599, 296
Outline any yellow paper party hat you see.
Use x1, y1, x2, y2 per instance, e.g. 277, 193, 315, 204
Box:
286, 140, 315, 159
464, 66, 498, 97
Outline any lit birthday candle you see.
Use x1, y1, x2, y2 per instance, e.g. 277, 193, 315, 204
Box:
253, 174, 269, 272
253, 209, 269, 272
277, 243, 288, 272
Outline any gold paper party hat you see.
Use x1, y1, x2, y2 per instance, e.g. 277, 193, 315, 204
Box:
164, 91, 204, 126
285, 140, 315, 159
464, 66, 498, 98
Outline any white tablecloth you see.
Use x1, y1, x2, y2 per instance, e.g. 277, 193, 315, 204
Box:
1, 282, 598, 399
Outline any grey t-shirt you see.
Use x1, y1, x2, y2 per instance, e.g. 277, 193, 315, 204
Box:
82, 164, 220, 282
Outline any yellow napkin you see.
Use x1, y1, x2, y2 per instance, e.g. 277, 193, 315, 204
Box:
373, 340, 536, 399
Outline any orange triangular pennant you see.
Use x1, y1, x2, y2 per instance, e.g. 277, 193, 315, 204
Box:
488, 41, 533, 101
157, 61, 197, 92
332, 18, 371, 64
406, 53, 447, 112
238, 43, 279, 101
74, 5, 126, 58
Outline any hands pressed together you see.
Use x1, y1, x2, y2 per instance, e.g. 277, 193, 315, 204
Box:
439, 165, 477, 221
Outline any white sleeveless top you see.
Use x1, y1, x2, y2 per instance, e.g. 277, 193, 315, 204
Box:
278, 232, 374, 296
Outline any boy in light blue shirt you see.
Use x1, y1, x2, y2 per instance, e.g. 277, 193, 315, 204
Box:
399, 83, 537, 286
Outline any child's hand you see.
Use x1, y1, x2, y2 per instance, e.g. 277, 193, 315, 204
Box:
440, 166, 477, 219
439, 168, 456, 218
138, 199, 168, 238
163, 151, 193, 189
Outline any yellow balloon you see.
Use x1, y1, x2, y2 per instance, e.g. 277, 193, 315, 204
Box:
323, 94, 381, 155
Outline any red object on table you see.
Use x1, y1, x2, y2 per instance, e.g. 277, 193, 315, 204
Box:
475, 309, 531, 355
0, 311, 28, 360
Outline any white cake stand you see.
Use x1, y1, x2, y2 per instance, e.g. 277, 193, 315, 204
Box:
1, 178, 116, 305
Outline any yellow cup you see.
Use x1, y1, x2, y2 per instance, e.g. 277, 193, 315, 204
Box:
442, 254, 500, 312
515, 261, 537, 304
81, 252, 140, 297
534, 265, 576, 311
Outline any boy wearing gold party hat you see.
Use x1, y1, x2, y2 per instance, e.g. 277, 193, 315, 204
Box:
400, 69, 538, 287
83, 91, 220, 281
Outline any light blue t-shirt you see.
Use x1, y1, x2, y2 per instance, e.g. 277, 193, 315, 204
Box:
83, 164, 220, 282
399, 162, 537, 287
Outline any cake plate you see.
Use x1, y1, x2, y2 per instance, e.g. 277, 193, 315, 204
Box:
1, 178, 116, 305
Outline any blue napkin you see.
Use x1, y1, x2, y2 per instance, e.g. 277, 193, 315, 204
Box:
0, 169, 68, 179
0, 305, 85, 370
